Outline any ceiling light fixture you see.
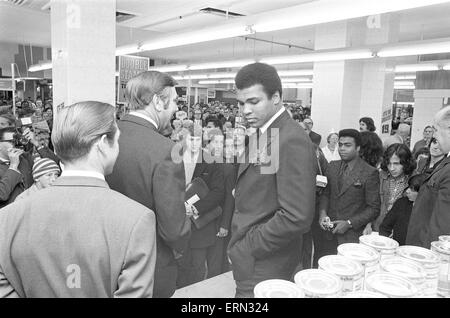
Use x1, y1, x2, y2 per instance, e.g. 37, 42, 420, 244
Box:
394, 64, 440, 73
377, 38, 450, 57
260, 49, 373, 65
28, 62, 53, 72
395, 75, 417, 80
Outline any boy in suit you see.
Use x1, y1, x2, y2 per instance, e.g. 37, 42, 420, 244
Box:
318, 129, 381, 254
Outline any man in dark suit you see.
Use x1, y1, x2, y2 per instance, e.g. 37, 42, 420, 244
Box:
176, 128, 225, 287
407, 106, 450, 248
106, 71, 191, 298
220, 108, 235, 127
230, 63, 317, 297
318, 129, 380, 253
303, 117, 322, 146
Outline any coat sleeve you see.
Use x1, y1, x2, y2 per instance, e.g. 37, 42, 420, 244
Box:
348, 169, 381, 230
428, 171, 450, 245
193, 164, 224, 215
0, 169, 22, 203
114, 211, 157, 298
220, 166, 237, 230
379, 200, 400, 237
244, 133, 317, 259
152, 149, 191, 253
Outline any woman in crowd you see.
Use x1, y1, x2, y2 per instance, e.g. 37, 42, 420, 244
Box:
359, 117, 376, 132
321, 133, 340, 163
416, 137, 446, 177
359, 131, 384, 168
379, 174, 427, 246
373, 143, 416, 231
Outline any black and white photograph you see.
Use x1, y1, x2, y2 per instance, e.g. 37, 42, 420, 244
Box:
1, 0, 450, 304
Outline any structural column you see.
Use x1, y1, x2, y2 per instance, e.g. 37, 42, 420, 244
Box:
311, 15, 399, 146
51, 0, 116, 108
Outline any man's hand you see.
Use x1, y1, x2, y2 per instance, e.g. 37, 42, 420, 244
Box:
319, 215, 330, 231
217, 227, 229, 238
332, 220, 351, 235
22, 128, 39, 147
7, 148, 24, 170
363, 223, 373, 235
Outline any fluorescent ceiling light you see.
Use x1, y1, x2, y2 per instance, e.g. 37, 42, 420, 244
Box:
278, 69, 314, 76
254, 0, 450, 33
395, 75, 417, 80
394, 64, 439, 73
139, 25, 253, 52
377, 38, 450, 57
115, 0, 450, 55
152, 64, 189, 72
260, 49, 373, 65
394, 81, 415, 86
394, 86, 416, 90
174, 73, 237, 80
28, 62, 52, 72
198, 80, 235, 85
189, 59, 255, 71
443, 64, 450, 70
281, 77, 313, 83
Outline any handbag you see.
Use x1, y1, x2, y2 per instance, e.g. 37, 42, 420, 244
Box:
186, 177, 222, 229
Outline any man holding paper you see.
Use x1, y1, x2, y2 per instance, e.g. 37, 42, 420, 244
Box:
177, 125, 225, 287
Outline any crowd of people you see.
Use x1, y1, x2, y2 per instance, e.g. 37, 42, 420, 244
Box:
0, 62, 449, 298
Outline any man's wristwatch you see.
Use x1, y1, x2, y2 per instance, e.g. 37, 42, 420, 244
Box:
347, 220, 353, 228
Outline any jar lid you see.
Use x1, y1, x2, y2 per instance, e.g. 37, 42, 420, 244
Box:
380, 256, 426, 280
319, 255, 363, 277
359, 234, 399, 250
396, 245, 440, 264
338, 243, 379, 263
366, 273, 418, 298
294, 269, 342, 296
431, 241, 450, 255
254, 279, 305, 298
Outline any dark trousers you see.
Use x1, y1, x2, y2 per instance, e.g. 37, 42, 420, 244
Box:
206, 236, 231, 278
234, 241, 301, 298
177, 244, 218, 288
311, 224, 338, 268
153, 262, 178, 298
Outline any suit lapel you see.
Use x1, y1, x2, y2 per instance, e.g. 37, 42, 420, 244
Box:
426, 156, 450, 181
236, 110, 289, 181
338, 158, 364, 197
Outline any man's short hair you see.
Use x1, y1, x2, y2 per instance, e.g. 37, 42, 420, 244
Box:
52, 101, 117, 164
235, 63, 282, 99
339, 129, 361, 147
205, 117, 222, 130
436, 105, 450, 128
125, 71, 177, 111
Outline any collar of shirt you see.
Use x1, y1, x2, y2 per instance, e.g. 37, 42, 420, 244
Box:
61, 170, 105, 181
345, 157, 358, 172
259, 107, 285, 135
183, 150, 200, 164
129, 111, 158, 130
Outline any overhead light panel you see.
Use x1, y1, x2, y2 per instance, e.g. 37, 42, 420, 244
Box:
395, 75, 417, 80
443, 64, 450, 70
281, 77, 313, 83
377, 38, 450, 57
278, 69, 314, 76
152, 64, 189, 72
198, 79, 235, 85
28, 62, 53, 72
260, 49, 373, 65
394, 64, 439, 73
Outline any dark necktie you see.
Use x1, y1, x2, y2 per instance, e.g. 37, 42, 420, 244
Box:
338, 162, 348, 192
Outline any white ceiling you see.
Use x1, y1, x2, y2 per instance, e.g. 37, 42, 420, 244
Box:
1, 0, 450, 67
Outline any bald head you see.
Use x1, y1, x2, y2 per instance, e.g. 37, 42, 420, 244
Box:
397, 123, 411, 138
433, 106, 450, 153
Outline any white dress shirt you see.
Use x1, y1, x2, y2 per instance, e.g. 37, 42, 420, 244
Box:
183, 151, 200, 186
321, 145, 341, 163
259, 107, 285, 134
